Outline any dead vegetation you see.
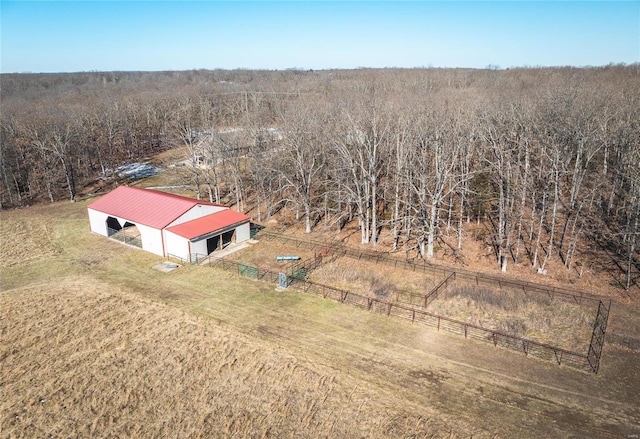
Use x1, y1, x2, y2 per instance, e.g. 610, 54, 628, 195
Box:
0, 213, 60, 268
427, 284, 595, 352
1, 278, 454, 438
309, 256, 439, 301
248, 238, 596, 354
1, 199, 640, 438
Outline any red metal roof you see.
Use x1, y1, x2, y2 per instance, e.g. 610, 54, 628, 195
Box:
165, 210, 250, 240
87, 186, 225, 229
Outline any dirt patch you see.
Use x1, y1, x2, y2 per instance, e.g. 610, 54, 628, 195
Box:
408, 369, 449, 386
153, 261, 181, 273
230, 237, 317, 272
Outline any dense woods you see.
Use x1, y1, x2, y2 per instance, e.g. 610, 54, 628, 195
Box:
1, 66, 638, 291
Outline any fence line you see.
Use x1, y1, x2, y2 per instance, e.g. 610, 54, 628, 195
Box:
293, 277, 592, 371
201, 254, 593, 373
176, 233, 609, 373
424, 271, 457, 308
167, 253, 189, 264
107, 226, 142, 248
587, 299, 611, 374
258, 232, 605, 307
261, 232, 452, 279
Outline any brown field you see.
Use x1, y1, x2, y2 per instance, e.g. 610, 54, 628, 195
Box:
427, 283, 596, 352
308, 256, 440, 300
2, 200, 640, 438
250, 243, 595, 353
227, 237, 318, 272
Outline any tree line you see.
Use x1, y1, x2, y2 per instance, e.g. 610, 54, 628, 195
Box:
1, 66, 638, 290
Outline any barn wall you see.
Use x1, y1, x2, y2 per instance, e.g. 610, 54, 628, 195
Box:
191, 238, 208, 256
138, 224, 164, 257
167, 204, 227, 228
87, 209, 109, 236
236, 222, 250, 243
89, 209, 164, 256
164, 230, 190, 261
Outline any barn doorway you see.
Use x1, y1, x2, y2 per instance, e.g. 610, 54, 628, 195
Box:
106, 216, 121, 236
221, 230, 235, 248
204, 229, 236, 255
106, 217, 142, 248
206, 235, 220, 254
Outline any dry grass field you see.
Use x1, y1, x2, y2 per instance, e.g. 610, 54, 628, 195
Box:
242, 242, 595, 353
309, 256, 440, 299
426, 283, 595, 352
226, 238, 318, 272
4, 279, 453, 438
2, 199, 640, 438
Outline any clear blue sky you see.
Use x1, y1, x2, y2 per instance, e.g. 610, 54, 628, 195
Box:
1, 1, 638, 73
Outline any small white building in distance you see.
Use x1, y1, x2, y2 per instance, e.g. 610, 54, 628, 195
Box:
87, 186, 250, 261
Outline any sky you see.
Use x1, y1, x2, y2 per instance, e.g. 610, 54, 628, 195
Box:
1, 1, 638, 73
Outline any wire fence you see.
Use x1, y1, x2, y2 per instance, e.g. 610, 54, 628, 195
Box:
424, 272, 457, 308
189, 253, 595, 372
259, 232, 606, 307
107, 226, 142, 248
587, 299, 612, 374
170, 231, 611, 373
256, 232, 614, 373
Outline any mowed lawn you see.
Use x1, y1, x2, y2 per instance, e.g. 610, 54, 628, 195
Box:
1, 199, 639, 438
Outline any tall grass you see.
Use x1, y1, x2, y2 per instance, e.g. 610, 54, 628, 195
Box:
428, 283, 595, 351
309, 257, 438, 299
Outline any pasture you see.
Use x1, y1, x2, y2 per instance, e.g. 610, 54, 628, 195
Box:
1, 200, 640, 438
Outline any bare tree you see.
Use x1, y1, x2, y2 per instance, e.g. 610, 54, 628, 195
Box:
277, 102, 328, 233
331, 92, 392, 245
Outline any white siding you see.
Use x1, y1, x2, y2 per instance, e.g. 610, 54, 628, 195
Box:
164, 230, 190, 261
89, 209, 164, 256
190, 238, 208, 256
87, 209, 109, 236
89, 203, 247, 261
236, 222, 250, 243
167, 204, 227, 228
138, 224, 164, 256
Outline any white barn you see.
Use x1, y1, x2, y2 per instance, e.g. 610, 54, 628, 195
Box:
87, 186, 250, 261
